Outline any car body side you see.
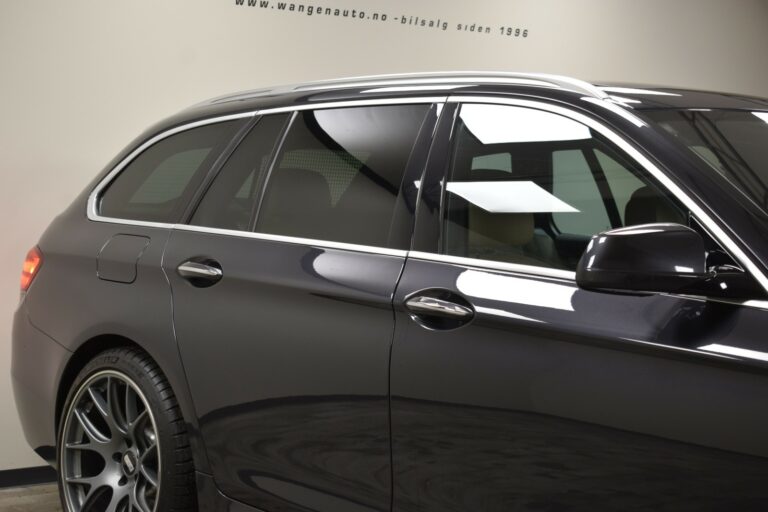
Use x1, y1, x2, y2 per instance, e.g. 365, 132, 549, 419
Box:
11, 80, 768, 510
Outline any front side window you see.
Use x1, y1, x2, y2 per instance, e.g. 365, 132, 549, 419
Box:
255, 105, 429, 247
99, 120, 242, 223
442, 103, 684, 271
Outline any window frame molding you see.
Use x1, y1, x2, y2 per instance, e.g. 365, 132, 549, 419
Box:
87, 112, 257, 228
87, 97, 448, 257
85, 94, 768, 307
411, 96, 768, 300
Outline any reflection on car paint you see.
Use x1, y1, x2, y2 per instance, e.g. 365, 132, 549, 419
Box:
698, 343, 768, 362
456, 269, 576, 312
473, 305, 544, 323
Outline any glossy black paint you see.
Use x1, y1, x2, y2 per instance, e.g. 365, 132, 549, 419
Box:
163, 230, 399, 511
195, 472, 264, 511
576, 223, 766, 300
391, 258, 768, 511
10, 75, 768, 511
11, 305, 70, 465
97, 234, 151, 284
14, 208, 212, 474
576, 223, 708, 293
387, 87, 768, 506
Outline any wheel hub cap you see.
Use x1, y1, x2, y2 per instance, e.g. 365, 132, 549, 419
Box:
121, 451, 138, 477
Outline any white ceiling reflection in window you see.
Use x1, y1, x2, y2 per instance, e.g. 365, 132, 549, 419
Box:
460, 104, 591, 144
446, 181, 579, 213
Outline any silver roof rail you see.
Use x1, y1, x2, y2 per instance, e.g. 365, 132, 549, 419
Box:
196, 72, 607, 107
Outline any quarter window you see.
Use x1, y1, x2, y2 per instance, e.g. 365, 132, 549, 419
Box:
255, 105, 429, 247
442, 103, 684, 270
99, 120, 242, 223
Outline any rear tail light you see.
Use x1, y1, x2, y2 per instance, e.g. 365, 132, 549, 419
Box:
21, 246, 43, 292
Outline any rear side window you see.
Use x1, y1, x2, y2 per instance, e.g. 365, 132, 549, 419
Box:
190, 114, 290, 230
99, 120, 242, 223
255, 105, 429, 247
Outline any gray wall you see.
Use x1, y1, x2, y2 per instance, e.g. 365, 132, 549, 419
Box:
1, 0, 767, 471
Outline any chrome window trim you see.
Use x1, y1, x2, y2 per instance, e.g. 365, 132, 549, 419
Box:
174, 224, 408, 257
87, 112, 257, 221
407, 253, 768, 312
738, 300, 768, 310
676, 295, 768, 312
408, 252, 576, 281
86, 217, 175, 230
86, 94, 768, 305
438, 95, 768, 296
88, 97, 445, 254
88, 97, 446, 223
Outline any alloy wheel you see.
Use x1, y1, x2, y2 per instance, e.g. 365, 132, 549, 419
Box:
60, 370, 161, 512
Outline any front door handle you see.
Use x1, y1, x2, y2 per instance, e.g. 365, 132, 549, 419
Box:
405, 295, 474, 319
404, 290, 475, 330
177, 260, 223, 287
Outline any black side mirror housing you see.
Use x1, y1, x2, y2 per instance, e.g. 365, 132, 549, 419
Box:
576, 223, 765, 299
576, 223, 711, 295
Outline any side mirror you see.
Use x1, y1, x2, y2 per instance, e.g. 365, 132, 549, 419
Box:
576, 223, 709, 294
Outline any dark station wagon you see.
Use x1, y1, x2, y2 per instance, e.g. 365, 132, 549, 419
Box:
11, 72, 768, 512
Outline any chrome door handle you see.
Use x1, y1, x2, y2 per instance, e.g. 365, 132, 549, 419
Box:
177, 260, 223, 286
405, 295, 474, 319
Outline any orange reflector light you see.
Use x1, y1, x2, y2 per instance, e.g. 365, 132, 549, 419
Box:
21, 246, 42, 292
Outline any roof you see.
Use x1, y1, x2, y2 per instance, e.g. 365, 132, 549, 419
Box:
595, 84, 768, 110
192, 72, 768, 111
160, 72, 768, 135
195, 72, 611, 107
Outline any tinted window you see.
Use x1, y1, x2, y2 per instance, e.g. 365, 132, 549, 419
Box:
256, 105, 429, 247
644, 109, 768, 214
552, 149, 611, 236
597, 149, 646, 224
99, 120, 242, 223
190, 114, 289, 230
442, 103, 684, 270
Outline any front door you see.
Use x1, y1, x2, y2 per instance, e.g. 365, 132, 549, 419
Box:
391, 100, 768, 511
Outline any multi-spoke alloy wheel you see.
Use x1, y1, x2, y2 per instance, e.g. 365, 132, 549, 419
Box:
61, 370, 160, 512
58, 348, 197, 512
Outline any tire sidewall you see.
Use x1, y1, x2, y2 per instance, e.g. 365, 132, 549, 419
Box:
57, 350, 177, 512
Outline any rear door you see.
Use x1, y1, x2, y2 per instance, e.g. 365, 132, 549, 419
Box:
163, 101, 440, 511
391, 99, 768, 511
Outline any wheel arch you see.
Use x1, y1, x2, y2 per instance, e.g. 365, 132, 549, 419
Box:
55, 334, 143, 434
54, 331, 211, 476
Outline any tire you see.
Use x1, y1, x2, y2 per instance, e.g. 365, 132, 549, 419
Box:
57, 347, 197, 512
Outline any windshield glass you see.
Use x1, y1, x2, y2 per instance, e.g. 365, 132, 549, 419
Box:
644, 109, 768, 212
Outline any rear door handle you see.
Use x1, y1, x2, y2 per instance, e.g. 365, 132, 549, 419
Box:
405, 295, 474, 319
177, 260, 223, 287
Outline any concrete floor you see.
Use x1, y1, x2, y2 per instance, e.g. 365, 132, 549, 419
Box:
0, 484, 61, 511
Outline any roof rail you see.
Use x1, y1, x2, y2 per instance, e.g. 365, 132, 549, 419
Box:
198, 71, 607, 107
